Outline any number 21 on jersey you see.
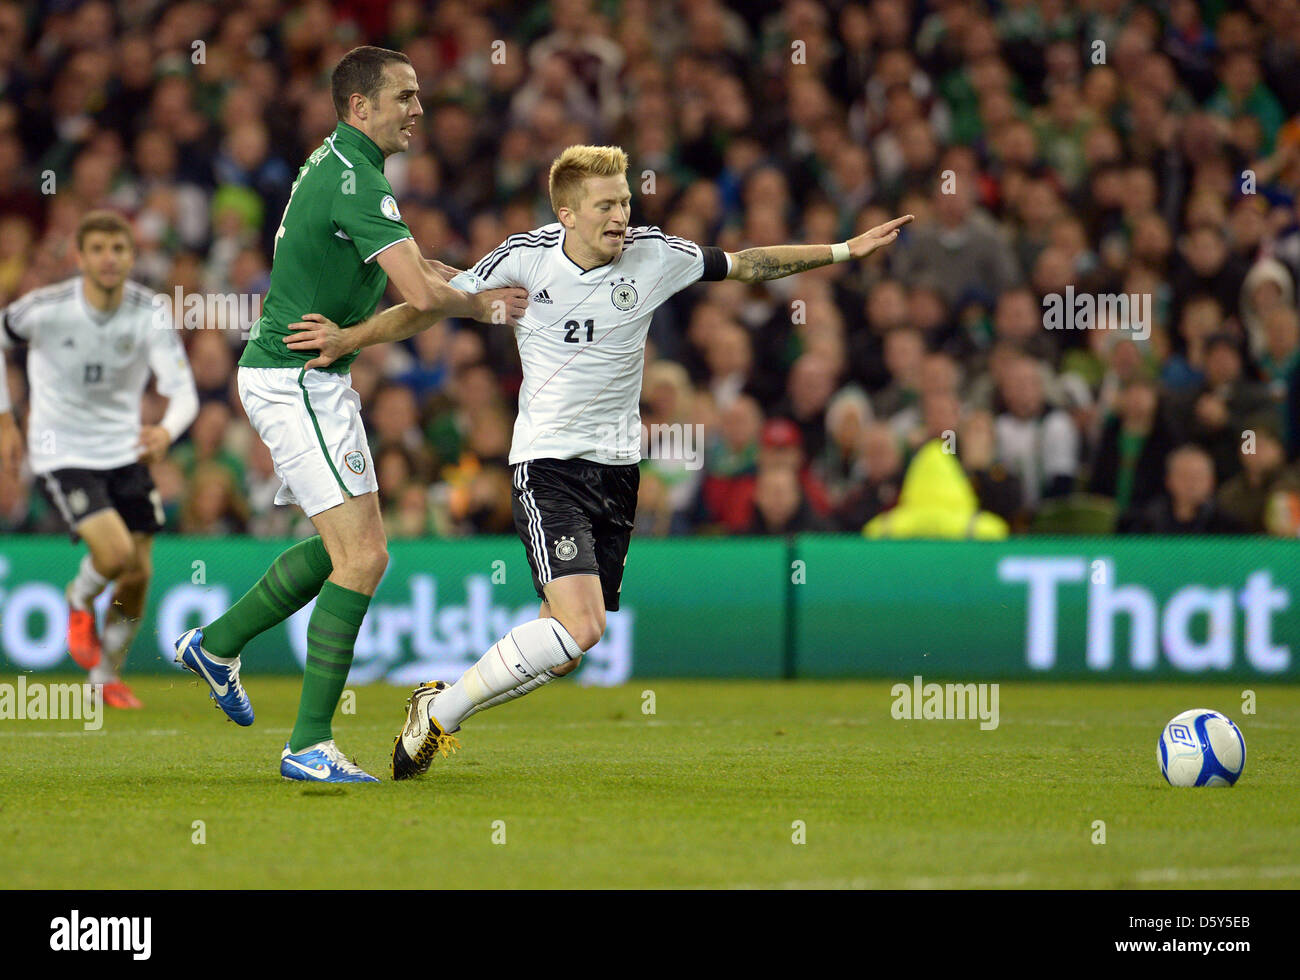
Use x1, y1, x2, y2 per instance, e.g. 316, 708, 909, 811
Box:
564, 319, 595, 343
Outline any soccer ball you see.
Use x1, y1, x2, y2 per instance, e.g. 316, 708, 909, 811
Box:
1157, 709, 1246, 787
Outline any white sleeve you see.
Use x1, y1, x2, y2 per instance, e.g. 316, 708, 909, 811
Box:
635, 227, 706, 294
147, 311, 199, 442
460, 237, 525, 292
447, 269, 489, 294
3, 297, 38, 347
0, 302, 34, 415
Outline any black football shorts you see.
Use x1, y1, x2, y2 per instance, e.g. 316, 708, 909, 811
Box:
510, 457, 639, 611
38, 462, 164, 541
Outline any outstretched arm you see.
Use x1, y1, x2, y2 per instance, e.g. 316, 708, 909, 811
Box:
377, 239, 526, 325
726, 214, 913, 282
285, 248, 528, 369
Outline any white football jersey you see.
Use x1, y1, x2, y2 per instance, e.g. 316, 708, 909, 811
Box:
459, 224, 728, 465
2, 277, 197, 474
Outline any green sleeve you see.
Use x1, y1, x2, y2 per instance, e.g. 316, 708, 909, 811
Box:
331, 172, 414, 264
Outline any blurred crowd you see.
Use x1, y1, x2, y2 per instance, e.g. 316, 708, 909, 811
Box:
3, 0, 1300, 539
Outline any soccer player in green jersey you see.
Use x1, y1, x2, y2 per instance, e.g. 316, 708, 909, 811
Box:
173, 46, 527, 782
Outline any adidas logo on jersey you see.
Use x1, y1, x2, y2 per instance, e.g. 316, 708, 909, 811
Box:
532, 289, 554, 304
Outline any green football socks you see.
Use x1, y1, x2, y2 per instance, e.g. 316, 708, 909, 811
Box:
201, 536, 333, 659
289, 581, 371, 752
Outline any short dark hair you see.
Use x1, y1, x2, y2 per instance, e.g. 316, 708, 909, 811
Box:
1204, 332, 1239, 355
76, 210, 134, 251
331, 46, 412, 121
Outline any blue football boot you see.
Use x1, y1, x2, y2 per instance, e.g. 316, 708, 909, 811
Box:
173, 627, 254, 726
280, 740, 380, 783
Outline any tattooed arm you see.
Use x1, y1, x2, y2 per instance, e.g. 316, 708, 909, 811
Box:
726, 214, 914, 282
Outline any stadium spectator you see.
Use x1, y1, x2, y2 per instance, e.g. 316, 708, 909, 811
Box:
1161, 294, 1221, 393
1259, 306, 1300, 393
387, 483, 434, 540
173, 401, 245, 485
892, 174, 1021, 311
244, 437, 298, 539
1118, 444, 1242, 534
848, 278, 910, 391
151, 458, 186, 534
369, 382, 429, 458
873, 326, 925, 423
864, 436, 1010, 540
1087, 376, 1176, 517
994, 355, 1080, 511
835, 420, 904, 531
893, 351, 963, 451
1216, 421, 1300, 533
774, 352, 839, 461
988, 286, 1058, 365
425, 361, 505, 470
1169, 332, 1275, 482
703, 318, 755, 410
641, 359, 704, 530
706, 418, 832, 533
635, 468, 676, 537
957, 408, 1024, 527
816, 385, 874, 507
746, 463, 832, 535
189, 330, 238, 405
179, 461, 250, 536
1240, 257, 1294, 358
0, 464, 32, 532
1169, 225, 1250, 326
699, 393, 762, 531
2, 0, 1298, 547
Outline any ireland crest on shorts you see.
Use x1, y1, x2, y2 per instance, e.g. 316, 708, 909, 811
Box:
343, 450, 366, 474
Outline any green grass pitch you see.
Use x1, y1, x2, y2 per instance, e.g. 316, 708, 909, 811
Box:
2, 675, 1297, 889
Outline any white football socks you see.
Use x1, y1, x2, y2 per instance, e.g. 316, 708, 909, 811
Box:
88, 608, 141, 684
67, 554, 109, 610
101, 608, 141, 674
432, 619, 583, 732
88, 660, 115, 684
462, 669, 562, 721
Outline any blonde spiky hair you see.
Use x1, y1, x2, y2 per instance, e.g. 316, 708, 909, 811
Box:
548, 145, 629, 215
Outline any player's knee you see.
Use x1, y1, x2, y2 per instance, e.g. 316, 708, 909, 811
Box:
93, 543, 133, 580
97, 557, 128, 581
356, 540, 389, 581
118, 559, 151, 590
551, 654, 583, 676
332, 538, 388, 580
566, 612, 605, 652
123, 543, 152, 580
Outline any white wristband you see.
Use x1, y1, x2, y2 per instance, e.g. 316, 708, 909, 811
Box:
831, 242, 850, 263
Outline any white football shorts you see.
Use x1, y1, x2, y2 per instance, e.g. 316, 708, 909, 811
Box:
237, 366, 377, 518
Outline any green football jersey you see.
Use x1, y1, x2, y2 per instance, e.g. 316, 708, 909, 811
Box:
240, 122, 413, 373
